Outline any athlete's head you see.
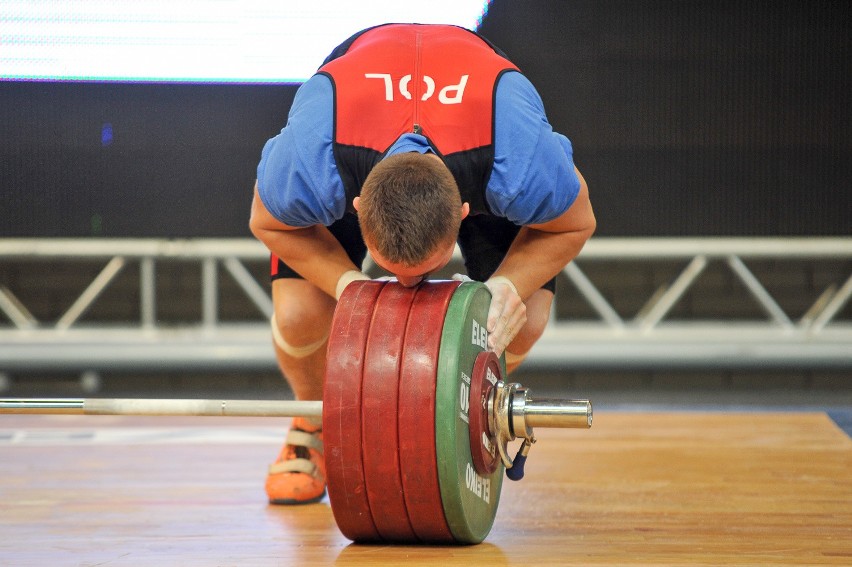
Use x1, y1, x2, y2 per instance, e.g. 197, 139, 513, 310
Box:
355, 152, 468, 287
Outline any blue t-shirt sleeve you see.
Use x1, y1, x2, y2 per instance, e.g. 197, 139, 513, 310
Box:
487, 71, 581, 225
256, 74, 345, 227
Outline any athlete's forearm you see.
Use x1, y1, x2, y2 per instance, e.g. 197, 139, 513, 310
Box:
249, 184, 359, 299
255, 224, 360, 299
494, 225, 593, 299
492, 168, 596, 299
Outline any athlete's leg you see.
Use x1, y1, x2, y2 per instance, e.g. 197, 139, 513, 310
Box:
270, 277, 335, 405
265, 214, 366, 505
268, 213, 366, 403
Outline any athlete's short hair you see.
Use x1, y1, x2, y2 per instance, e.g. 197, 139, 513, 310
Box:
358, 153, 461, 266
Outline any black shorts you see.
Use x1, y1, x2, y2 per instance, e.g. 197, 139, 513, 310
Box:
270, 213, 557, 293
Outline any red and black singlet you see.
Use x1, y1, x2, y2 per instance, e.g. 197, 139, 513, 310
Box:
318, 24, 520, 214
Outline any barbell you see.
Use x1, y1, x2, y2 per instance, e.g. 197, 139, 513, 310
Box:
0, 280, 592, 544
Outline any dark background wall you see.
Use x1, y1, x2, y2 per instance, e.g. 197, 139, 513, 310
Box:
1, 0, 850, 238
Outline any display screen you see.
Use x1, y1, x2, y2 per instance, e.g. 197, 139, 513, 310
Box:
0, 1, 493, 83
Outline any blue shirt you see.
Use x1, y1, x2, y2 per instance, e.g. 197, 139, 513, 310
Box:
257, 71, 580, 227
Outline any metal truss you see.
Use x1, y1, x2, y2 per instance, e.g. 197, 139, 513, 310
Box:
0, 238, 850, 373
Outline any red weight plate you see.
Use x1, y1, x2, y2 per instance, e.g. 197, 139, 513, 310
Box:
398, 280, 461, 542
361, 283, 419, 541
469, 351, 501, 476
323, 280, 386, 542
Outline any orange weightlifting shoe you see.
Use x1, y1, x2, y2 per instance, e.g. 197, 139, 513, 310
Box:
265, 417, 326, 505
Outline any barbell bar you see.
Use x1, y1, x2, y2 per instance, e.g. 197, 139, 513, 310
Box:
0, 394, 590, 437
0, 398, 323, 417
0, 280, 592, 544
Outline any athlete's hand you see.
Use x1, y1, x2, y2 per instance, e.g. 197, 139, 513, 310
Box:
452, 274, 526, 356
484, 276, 526, 357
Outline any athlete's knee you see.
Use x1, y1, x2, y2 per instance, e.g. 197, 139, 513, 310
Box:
505, 289, 553, 369
271, 280, 335, 358
270, 312, 328, 359
511, 290, 553, 350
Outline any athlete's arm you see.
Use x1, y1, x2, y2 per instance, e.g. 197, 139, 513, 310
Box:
491, 167, 595, 300
249, 182, 360, 299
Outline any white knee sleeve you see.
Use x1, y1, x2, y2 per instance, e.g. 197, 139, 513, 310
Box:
270, 313, 328, 359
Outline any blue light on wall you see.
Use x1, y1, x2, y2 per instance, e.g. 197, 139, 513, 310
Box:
101, 123, 113, 147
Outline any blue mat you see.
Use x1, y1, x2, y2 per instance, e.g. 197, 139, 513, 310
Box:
827, 410, 852, 439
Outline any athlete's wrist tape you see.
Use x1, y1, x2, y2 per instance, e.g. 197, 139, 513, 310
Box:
271, 314, 328, 359
335, 270, 371, 300
485, 275, 519, 296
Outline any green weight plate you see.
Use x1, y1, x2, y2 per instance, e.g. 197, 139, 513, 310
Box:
435, 282, 505, 544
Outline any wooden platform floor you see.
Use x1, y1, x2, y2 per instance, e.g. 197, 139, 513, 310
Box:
1, 412, 851, 566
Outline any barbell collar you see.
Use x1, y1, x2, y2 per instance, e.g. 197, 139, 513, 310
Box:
485, 382, 593, 471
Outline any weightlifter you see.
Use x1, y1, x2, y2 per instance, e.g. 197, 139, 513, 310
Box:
249, 23, 596, 505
